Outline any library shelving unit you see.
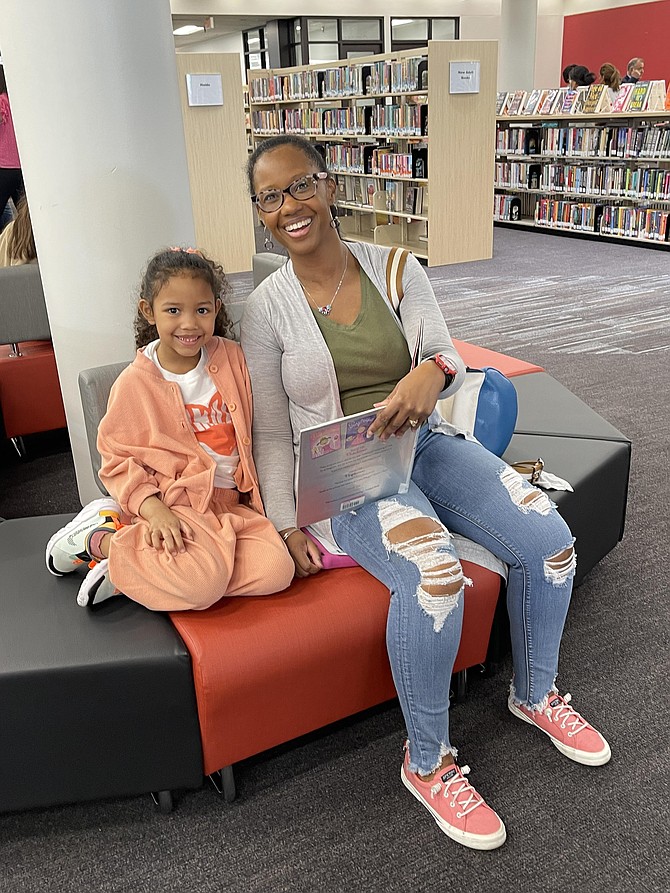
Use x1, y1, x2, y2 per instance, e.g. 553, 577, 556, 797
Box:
248, 41, 497, 266
495, 109, 670, 248
176, 53, 255, 273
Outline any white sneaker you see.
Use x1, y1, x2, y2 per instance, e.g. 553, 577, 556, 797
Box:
46, 498, 121, 576
77, 559, 120, 607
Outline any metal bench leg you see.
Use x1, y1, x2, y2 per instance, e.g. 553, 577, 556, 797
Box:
209, 765, 237, 803
151, 790, 174, 813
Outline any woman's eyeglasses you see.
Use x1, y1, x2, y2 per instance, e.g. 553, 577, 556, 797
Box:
251, 172, 328, 213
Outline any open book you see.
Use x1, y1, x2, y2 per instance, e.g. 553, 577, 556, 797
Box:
295, 321, 424, 529
295, 406, 419, 528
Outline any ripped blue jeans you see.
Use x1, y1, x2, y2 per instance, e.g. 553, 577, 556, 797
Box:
331, 427, 575, 775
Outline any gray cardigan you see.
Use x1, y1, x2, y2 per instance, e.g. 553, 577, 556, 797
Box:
241, 241, 466, 536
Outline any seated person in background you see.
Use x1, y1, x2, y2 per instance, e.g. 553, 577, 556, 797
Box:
569, 65, 596, 88
600, 62, 622, 101
622, 57, 644, 83
0, 194, 35, 266
562, 63, 576, 85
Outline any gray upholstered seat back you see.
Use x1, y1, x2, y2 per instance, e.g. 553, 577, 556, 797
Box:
0, 265, 51, 345
78, 362, 129, 494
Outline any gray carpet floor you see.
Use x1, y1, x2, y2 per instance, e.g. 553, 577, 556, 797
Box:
1, 228, 668, 892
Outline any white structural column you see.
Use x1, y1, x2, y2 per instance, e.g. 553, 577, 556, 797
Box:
0, 0, 196, 503
499, 0, 538, 92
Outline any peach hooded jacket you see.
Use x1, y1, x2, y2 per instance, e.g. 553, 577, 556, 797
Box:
97, 337, 264, 519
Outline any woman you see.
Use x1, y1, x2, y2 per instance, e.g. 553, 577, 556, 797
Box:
569, 65, 596, 88
241, 135, 610, 851
600, 62, 622, 101
0, 66, 24, 221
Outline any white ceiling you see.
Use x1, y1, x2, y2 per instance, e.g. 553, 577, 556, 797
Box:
172, 13, 288, 47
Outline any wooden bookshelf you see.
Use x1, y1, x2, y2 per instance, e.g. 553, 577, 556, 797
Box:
248, 41, 498, 266
176, 54, 255, 273
495, 109, 670, 248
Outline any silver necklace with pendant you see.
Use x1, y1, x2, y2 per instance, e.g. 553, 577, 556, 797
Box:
299, 251, 348, 316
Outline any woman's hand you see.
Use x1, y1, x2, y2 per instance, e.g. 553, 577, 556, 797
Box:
280, 529, 323, 578
368, 361, 446, 440
139, 496, 194, 555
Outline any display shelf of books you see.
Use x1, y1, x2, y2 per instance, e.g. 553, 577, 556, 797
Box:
494, 80, 670, 247
248, 41, 498, 266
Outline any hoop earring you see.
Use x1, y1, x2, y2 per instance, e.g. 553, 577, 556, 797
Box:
263, 225, 275, 251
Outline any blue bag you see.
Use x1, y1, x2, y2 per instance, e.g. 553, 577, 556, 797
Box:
437, 366, 518, 457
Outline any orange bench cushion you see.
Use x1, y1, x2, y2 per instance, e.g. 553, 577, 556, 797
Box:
0, 341, 66, 438
454, 339, 543, 377
170, 560, 501, 775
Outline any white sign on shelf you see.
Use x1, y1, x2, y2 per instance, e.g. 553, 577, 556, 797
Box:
186, 73, 223, 107
449, 61, 480, 94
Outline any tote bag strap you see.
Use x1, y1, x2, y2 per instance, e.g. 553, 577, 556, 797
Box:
385, 246, 410, 312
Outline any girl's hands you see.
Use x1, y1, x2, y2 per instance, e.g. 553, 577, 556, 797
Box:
139, 496, 194, 555
367, 361, 446, 440
280, 529, 323, 578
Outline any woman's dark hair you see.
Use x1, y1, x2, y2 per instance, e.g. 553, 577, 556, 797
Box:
570, 65, 596, 87
600, 63, 621, 92
562, 63, 576, 84
134, 248, 233, 349
246, 134, 327, 195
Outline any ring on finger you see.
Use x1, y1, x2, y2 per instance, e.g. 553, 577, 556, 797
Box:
408, 418, 419, 429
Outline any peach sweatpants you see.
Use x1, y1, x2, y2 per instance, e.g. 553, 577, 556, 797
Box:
107, 489, 295, 611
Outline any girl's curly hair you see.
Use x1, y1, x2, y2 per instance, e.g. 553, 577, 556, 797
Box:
134, 247, 233, 349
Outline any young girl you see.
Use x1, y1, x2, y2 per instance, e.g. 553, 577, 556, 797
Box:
46, 247, 295, 610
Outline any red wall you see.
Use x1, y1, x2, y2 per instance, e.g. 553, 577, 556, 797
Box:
562, 0, 670, 84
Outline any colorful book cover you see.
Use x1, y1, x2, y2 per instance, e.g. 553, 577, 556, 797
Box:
570, 86, 589, 114
496, 92, 509, 115
561, 89, 577, 113
610, 83, 634, 113
582, 84, 606, 115
550, 88, 568, 115
626, 81, 651, 113
507, 91, 527, 116
522, 89, 543, 115
538, 89, 559, 115
666, 82, 670, 110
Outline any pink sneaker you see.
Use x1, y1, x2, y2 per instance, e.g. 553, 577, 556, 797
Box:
400, 743, 506, 850
509, 691, 611, 766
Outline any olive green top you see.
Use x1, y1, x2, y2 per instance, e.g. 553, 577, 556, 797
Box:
311, 268, 412, 416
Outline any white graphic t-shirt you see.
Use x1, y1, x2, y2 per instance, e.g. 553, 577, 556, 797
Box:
144, 341, 239, 488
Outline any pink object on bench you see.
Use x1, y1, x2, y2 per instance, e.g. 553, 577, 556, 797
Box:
453, 339, 543, 378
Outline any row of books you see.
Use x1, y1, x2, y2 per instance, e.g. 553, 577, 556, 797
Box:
251, 104, 427, 138
324, 144, 428, 179
534, 198, 669, 241
370, 103, 427, 137
495, 161, 670, 201
335, 176, 429, 216
600, 205, 669, 241
249, 58, 427, 103
493, 194, 522, 222
496, 124, 670, 160
497, 80, 669, 117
